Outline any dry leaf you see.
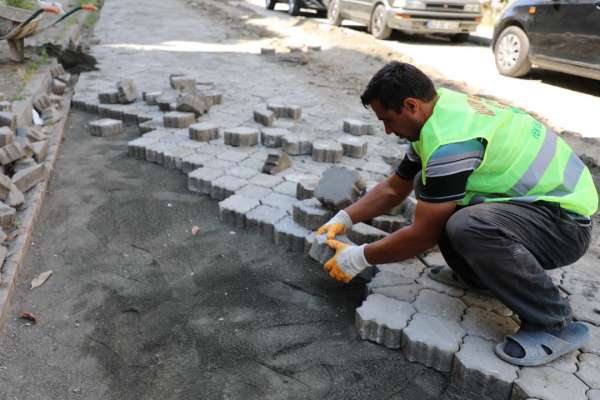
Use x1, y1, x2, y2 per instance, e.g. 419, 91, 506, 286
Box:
18, 312, 36, 324
31, 270, 53, 289
191, 226, 200, 236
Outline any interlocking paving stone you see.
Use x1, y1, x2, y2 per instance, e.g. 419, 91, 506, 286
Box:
217, 149, 249, 163
311, 140, 343, 163
0, 175, 11, 201
370, 284, 421, 303
402, 313, 466, 372
583, 323, 600, 355
272, 180, 297, 197
570, 294, 600, 325
314, 167, 366, 211
267, 103, 302, 120
461, 292, 513, 317
5, 182, 22, 209
236, 184, 273, 200
377, 259, 426, 280
296, 177, 319, 200
262, 153, 292, 175
0, 127, 14, 147
239, 156, 266, 170
146, 142, 178, 165
355, 294, 416, 349
292, 198, 333, 230
546, 350, 579, 373
253, 107, 275, 127
89, 118, 123, 136
343, 119, 376, 136
218, 194, 260, 227
12, 163, 45, 193
576, 353, 600, 389
460, 307, 518, 342
513, 366, 588, 400
181, 153, 214, 174
451, 335, 519, 400
590, 390, 600, 400
163, 146, 194, 170
26, 126, 48, 143
128, 137, 158, 159
249, 173, 284, 188
228, 166, 259, 180
417, 272, 465, 297
260, 127, 288, 148
0, 203, 16, 230
560, 255, 600, 300
261, 192, 297, 214
157, 89, 178, 111
282, 135, 313, 155
308, 233, 353, 264
339, 135, 368, 158
224, 127, 259, 147
187, 167, 224, 195
371, 214, 411, 233
176, 93, 209, 117
98, 90, 119, 104
144, 91, 162, 105
210, 175, 248, 200
413, 289, 466, 321
116, 79, 139, 104
163, 111, 196, 129
348, 222, 389, 244
170, 75, 196, 94
245, 205, 288, 238
273, 216, 311, 252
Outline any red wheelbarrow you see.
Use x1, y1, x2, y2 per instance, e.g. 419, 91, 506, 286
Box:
0, 2, 97, 63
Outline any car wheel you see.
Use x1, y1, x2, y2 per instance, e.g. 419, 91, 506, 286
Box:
370, 4, 392, 40
265, 0, 277, 10
450, 33, 470, 43
288, 0, 301, 15
327, 0, 342, 26
494, 25, 532, 77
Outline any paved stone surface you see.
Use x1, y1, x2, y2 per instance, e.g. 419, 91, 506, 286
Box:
170, 75, 196, 94
348, 222, 389, 245
228, 166, 258, 180
570, 294, 600, 325
417, 272, 465, 297
261, 192, 297, 214
163, 111, 196, 129
236, 184, 272, 200
260, 127, 287, 148
293, 198, 333, 230
187, 167, 224, 195
262, 152, 292, 175
181, 152, 213, 173
296, 177, 319, 200
89, 118, 123, 136
245, 205, 288, 238
451, 335, 519, 400
218, 194, 260, 227
210, 175, 248, 200
402, 313, 466, 372
224, 127, 259, 147
513, 366, 589, 400
314, 167, 366, 211
311, 140, 343, 163
273, 216, 311, 252
98, 90, 119, 104
583, 323, 600, 356
576, 353, 600, 389
343, 119, 376, 136
460, 307, 518, 342
249, 173, 283, 189
413, 289, 466, 321
162, 146, 194, 170
128, 137, 158, 159
272, 180, 296, 197
371, 214, 411, 233
355, 294, 416, 349
253, 106, 275, 127
377, 259, 426, 280
339, 135, 368, 158
282, 135, 313, 155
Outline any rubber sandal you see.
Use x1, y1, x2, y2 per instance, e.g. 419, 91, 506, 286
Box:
427, 266, 491, 296
494, 322, 590, 366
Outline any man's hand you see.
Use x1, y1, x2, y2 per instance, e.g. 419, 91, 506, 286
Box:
324, 240, 371, 283
317, 210, 353, 239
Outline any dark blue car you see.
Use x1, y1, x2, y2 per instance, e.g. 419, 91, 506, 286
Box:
265, 0, 328, 16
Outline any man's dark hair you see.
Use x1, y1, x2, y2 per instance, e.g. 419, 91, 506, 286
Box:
361, 62, 436, 111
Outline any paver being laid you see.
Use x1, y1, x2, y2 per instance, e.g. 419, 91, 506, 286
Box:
308, 234, 354, 264
88, 118, 123, 136
314, 167, 366, 211
311, 140, 343, 163
224, 127, 259, 147
245, 205, 288, 238
218, 194, 260, 227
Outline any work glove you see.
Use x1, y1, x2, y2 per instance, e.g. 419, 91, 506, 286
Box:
317, 210, 353, 240
324, 240, 371, 283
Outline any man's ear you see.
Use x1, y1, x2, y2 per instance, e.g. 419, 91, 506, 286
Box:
403, 98, 418, 113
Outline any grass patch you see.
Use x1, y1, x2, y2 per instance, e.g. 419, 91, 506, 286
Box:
1, 0, 36, 10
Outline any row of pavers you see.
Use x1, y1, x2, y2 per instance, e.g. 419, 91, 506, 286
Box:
72, 75, 600, 400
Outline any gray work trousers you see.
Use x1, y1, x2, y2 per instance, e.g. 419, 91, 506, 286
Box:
439, 201, 592, 331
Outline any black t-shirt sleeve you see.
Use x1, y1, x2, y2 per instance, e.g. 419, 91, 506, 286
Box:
395, 145, 422, 180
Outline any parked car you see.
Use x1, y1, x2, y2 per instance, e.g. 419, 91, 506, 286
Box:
265, 0, 327, 16
492, 0, 600, 80
325, 0, 482, 41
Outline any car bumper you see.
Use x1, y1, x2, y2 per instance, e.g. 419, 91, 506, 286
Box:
385, 9, 480, 34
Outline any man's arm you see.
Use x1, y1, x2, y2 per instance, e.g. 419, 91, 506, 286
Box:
364, 200, 456, 265
345, 174, 413, 224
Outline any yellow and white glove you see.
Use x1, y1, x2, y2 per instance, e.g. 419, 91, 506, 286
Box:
324, 240, 371, 283
317, 210, 353, 240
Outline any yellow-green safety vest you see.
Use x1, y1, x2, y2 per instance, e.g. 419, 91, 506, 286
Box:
412, 88, 598, 217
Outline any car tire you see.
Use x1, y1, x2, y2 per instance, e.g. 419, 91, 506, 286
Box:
288, 0, 301, 15
370, 4, 392, 40
327, 0, 343, 26
450, 33, 470, 43
494, 25, 532, 77
266, 0, 277, 10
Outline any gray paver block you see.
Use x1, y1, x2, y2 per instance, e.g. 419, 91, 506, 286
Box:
273, 180, 296, 197
250, 173, 284, 188
98, 90, 119, 104
590, 390, 600, 400
157, 89, 178, 111
32, 140, 49, 163
355, 294, 416, 349
170, 75, 196, 94
282, 135, 313, 155
145, 142, 175, 165
343, 119, 376, 136
181, 153, 213, 174
0, 174, 11, 201
348, 222, 388, 245
253, 107, 275, 127
218, 194, 260, 227
371, 284, 421, 303
583, 323, 600, 356
460, 307, 518, 342
51, 79, 66, 95
89, 119, 123, 137
377, 259, 426, 280
0, 143, 23, 166
176, 93, 209, 117
267, 103, 302, 120
228, 166, 258, 180
311, 140, 343, 163
570, 294, 600, 325
245, 205, 288, 238
25, 126, 47, 143
189, 122, 219, 142
261, 127, 288, 148
236, 184, 272, 200
128, 137, 158, 159
217, 149, 249, 163
417, 272, 465, 297
210, 175, 248, 200
0, 127, 14, 148
340, 136, 369, 158
139, 119, 162, 134
292, 198, 333, 230
260, 47, 276, 55
419, 251, 447, 268
163, 146, 194, 170
576, 353, 600, 389
273, 216, 311, 252
461, 292, 513, 317
314, 167, 366, 211
144, 91, 162, 105
371, 214, 411, 233
5, 182, 22, 209
14, 158, 37, 175
402, 313, 466, 372
296, 177, 319, 200
513, 366, 588, 400
116, 79, 139, 104
414, 289, 466, 321
262, 152, 292, 175
451, 335, 519, 400
261, 192, 297, 214
0, 203, 16, 230
308, 233, 353, 264
187, 167, 224, 195
164, 111, 196, 129
224, 127, 259, 147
